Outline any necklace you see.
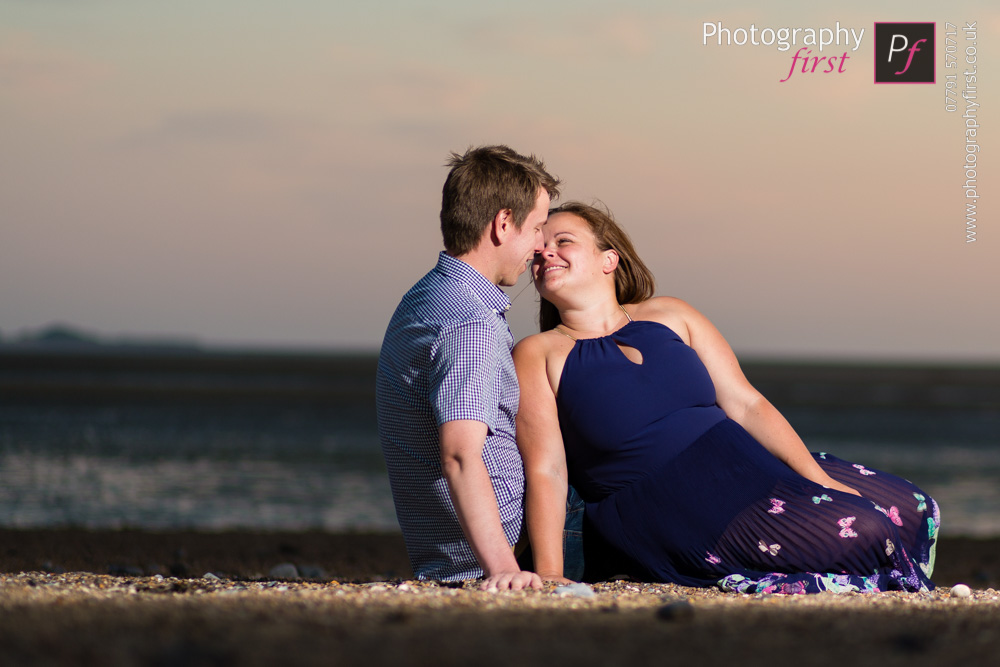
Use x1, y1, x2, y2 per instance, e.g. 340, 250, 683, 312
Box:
554, 304, 632, 341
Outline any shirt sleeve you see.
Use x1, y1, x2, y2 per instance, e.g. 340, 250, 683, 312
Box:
429, 318, 502, 433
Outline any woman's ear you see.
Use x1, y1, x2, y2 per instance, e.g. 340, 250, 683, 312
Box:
603, 249, 619, 274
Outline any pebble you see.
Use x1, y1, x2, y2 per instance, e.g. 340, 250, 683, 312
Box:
202, 573, 221, 581
297, 565, 329, 580
656, 600, 695, 621
269, 563, 300, 580
951, 584, 972, 598
41, 561, 66, 574
554, 583, 596, 598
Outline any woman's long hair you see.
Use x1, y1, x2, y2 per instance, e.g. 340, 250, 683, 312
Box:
539, 202, 656, 332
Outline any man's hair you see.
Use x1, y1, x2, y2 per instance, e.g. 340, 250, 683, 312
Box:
440, 145, 561, 256
539, 201, 656, 332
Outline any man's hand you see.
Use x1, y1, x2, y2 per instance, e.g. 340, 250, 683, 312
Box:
440, 420, 532, 584
479, 570, 543, 591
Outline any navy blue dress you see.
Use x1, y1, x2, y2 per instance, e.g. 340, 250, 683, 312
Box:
557, 320, 939, 593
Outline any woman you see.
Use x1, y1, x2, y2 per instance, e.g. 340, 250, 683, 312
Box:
513, 202, 939, 594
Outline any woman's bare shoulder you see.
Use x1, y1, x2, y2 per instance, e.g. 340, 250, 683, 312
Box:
630, 297, 705, 345
631, 296, 699, 319
513, 330, 562, 362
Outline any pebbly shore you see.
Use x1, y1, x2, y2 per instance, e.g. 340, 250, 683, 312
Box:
2, 530, 999, 666
2, 571, 1000, 667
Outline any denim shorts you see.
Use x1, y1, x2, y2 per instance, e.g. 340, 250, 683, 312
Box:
515, 485, 586, 581
562, 485, 585, 581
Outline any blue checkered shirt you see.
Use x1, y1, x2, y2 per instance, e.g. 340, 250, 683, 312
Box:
376, 252, 524, 581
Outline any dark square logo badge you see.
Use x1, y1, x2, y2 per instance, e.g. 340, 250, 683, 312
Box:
874, 23, 935, 83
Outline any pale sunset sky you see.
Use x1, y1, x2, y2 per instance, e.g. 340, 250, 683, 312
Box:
1, 0, 997, 360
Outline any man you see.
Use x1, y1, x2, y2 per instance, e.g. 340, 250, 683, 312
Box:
376, 145, 560, 590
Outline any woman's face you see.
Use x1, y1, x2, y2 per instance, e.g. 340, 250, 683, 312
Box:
532, 212, 608, 298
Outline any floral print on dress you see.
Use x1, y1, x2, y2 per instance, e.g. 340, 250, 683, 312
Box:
768, 498, 786, 515
873, 504, 903, 526
757, 540, 781, 556
853, 464, 877, 476
718, 572, 890, 595
709, 453, 938, 596
838, 516, 858, 538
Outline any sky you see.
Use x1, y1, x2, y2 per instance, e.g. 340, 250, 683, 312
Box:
1, 0, 997, 361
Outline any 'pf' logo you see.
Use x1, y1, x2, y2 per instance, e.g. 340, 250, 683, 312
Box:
874, 23, 935, 83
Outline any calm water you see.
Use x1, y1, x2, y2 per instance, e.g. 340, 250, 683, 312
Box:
0, 398, 396, 531
1, 401, 998, 537
1, 351, 998, 536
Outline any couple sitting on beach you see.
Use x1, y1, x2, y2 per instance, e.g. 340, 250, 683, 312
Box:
376, 146, 939, 594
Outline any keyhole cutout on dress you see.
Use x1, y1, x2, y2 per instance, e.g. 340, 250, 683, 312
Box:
616, 342, 644, 365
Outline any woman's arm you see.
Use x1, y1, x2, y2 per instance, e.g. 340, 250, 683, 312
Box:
648, 298, 860, 496
512, 336, 575, 582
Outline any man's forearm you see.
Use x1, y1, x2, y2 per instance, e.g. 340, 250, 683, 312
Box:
442, 455, 521, 575
439, 419, 521, 576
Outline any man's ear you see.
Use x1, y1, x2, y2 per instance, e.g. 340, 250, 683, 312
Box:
490, 208, 514, 246
603, 249, 620, 274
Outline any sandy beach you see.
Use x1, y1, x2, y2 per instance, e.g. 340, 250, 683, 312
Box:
2, 530, 999, 666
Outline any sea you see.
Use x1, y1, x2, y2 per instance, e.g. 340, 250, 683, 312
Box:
1, 345, 998, 537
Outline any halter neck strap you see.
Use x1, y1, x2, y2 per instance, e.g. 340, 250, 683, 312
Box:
554, 304, 631, 341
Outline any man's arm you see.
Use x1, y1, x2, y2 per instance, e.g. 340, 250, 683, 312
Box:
439, 419, 542, 591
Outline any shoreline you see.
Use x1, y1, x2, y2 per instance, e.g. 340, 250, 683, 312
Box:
0, 528, 412, 582
2, 529, 999, 666
1, 528, 997, 589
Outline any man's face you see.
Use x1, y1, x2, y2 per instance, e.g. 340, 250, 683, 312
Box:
498, 188, 549, 287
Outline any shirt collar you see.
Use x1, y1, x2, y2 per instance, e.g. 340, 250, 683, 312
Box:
434, 252, 512, 315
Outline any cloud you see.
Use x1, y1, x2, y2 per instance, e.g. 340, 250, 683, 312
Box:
120, 110, 290, 146
462, 8, 684, 61
323, 50, 483, 117
0, 31, 112, 104
362, 66, 485, 115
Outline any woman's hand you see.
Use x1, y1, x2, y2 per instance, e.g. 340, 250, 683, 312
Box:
820, 476, 862, 497
540, 573, 576, 585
